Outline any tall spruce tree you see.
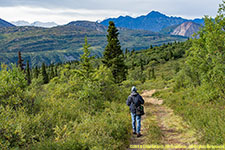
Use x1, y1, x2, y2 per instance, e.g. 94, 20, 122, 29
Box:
103, 21, 127, 83
26, 60, 31, 85
17, 51, 25, 71
49, 64, 55, 79
140, 58, 145, 83
41, 63, 49, 84
80, 36, 94, 79
54, 66, 58, 77
34, 66, 39, 78
150, 45, 153, 49
125, 48, 129, 55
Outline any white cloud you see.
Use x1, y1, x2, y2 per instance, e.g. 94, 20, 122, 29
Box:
0, 6, 130, 24
0, 0, 222, 24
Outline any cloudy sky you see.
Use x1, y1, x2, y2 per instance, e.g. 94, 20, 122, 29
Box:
0, 0, 222, 25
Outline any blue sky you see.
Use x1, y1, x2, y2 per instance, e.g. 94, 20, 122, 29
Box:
0, 0, 222, 24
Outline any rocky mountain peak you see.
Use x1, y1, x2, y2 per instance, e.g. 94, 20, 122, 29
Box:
171, 21, 202, 37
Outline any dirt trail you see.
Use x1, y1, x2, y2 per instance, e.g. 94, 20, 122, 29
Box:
127, 90, 198, 150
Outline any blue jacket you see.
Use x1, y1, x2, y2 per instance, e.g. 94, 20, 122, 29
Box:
126, 91, 144, 114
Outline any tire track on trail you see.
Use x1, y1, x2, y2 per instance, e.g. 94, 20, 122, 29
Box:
127, 89, 198, 150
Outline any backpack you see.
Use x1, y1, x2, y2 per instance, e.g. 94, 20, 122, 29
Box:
131, 96, 145, 116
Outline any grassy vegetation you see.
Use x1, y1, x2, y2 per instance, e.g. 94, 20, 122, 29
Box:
136, 57, 225, 145
0, 38, 190, 149
144, 107, 163, 144
0, 63, 135, 149
1, 35, 223, 149
155, 87, 225, 144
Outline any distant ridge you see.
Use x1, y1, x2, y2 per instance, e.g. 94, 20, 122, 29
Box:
100, 11, 204, 32
67, 21, 107, 32
31, 21, 58, 28
0, 21, 187, 66
11, 20, 58, 28
11, 20, 30, 26
0, 18, 15, 27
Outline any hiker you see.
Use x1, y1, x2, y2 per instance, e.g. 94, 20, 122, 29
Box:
126, 86, 145, 137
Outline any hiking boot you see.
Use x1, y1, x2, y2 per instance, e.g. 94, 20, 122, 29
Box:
137, 133, 142, 137
133, 131, 136, 135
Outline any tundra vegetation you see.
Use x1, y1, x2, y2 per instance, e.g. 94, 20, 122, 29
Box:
0, 1, 224, 149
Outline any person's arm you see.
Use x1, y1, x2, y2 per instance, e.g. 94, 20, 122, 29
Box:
139, 95, 144, 104
126, 96, 131, 106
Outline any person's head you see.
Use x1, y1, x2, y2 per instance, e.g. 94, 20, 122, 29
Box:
131, 86, 137, 92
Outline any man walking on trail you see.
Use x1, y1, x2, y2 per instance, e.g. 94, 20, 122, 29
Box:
126, 86, 145, 137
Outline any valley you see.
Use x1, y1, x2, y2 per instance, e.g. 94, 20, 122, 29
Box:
0, 21, 187, 66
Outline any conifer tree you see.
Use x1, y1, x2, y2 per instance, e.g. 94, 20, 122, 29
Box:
131, 61, 135, 70
26, 60, 31, 85
103, 21, 121, 67
17, 51, 25, 71
151, 67, 156, 79
34, 66, 39, 78
125, 48, 129, 55
55, 66, 58, 77
41, 63, 49, 84
80, 36, 94, 79
103, 21, 127, 83
49, 64, 55, 79
148, 68, 151, 80
131, 49, 135, 55
140, 58, 144, 73
125, 48, 129, 58
150, 45, 153, 49
140, 58, 145, 83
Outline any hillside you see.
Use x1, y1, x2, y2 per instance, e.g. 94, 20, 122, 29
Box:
159, 24, 180, 35
0, 21, 187, 66
0, 18, 15, 27
100, 11, 204, 32
171, 22, 202, 37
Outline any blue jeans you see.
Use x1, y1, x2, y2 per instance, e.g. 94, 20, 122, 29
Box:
131, 112, 141, 133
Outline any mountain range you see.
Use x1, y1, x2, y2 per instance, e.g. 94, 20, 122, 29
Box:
100, 11, 204, 32
0, 21, 187, 66
11, 21, 58, 28
0, 18, 15, 27
0, 11, 205, 66
1, 11, 203, 36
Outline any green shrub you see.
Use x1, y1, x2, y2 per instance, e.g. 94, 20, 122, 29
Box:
0, 106, 29, 149
0, 64, 27, 107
